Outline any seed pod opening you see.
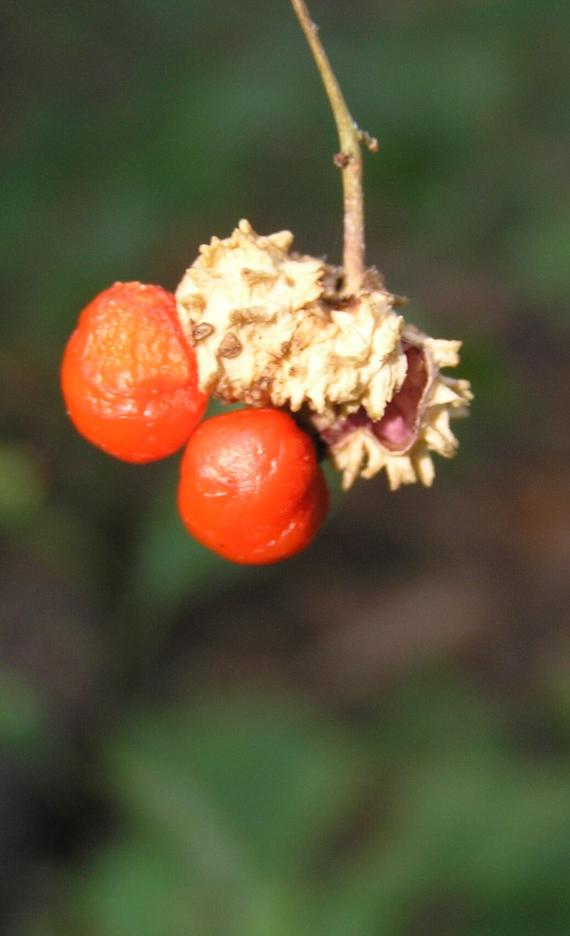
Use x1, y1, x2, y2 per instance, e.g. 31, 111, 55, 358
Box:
312, 325, 473, 489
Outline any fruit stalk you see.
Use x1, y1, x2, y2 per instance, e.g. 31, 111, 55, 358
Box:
289, 0, 376, 296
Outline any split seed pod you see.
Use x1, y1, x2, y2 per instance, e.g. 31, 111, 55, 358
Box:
175, 220, 472, 490
311, 325, 473, 489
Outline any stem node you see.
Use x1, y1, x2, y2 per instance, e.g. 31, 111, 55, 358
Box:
333, 152, 352, 169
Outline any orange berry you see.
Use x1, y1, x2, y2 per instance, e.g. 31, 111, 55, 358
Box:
61, 282, 208, 462
178, 408, 329, 564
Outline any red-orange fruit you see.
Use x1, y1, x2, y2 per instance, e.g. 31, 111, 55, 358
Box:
61, 281, 208, 462
178, 408, 329, 565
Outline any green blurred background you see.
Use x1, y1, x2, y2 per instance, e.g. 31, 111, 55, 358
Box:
1, 1, 569, 933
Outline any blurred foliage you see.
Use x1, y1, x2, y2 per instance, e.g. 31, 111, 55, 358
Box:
0, 667, 47, 750
1, 0, 569, 934
26, 680, 570, 935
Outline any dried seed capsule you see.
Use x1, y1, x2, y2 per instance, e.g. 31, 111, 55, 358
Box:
176, 220, 472, 489
176, 220, 407, 419
312, 325, 473, 490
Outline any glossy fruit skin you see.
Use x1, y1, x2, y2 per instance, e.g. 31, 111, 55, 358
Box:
178, 408, 329, 565
61, 282, 207, 462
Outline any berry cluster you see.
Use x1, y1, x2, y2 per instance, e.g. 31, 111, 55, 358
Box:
61, 281, 328, 564
60, 4, 474, 567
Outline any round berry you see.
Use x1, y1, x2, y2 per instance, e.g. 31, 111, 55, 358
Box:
178, 408, 329, 564
61, 282, 208, 463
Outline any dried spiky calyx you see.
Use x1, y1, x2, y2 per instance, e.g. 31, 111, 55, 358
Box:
175, 220, 472, 490
312, 325, 473, 490
175, 220, 406, 419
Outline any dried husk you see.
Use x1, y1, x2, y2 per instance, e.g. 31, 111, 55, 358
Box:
312, 325, 473, 490
175, 220, 472, 489
176, 220, 406, 419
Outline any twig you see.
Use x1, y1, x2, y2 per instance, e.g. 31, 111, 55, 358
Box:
289, 0, 376, 295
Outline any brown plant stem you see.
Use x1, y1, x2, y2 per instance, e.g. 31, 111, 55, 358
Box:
290, 0, 376, 295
